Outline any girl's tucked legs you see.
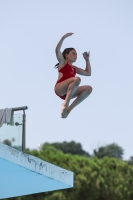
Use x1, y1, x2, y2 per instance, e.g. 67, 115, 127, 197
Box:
54, 77, 92, 118
61, 77, 81, 117
66, 85, 92, 117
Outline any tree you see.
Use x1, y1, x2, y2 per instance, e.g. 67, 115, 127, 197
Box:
93, 143, 124, 159
7, 145, 133, 200
3, 139, 12, 146
42, 141, 90, 157
128, 156, 133, 165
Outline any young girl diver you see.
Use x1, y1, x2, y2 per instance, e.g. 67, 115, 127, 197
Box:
54, 32, 92, 118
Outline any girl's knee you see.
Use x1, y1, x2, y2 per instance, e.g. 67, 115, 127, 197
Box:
74, 77, 81, 85
86, 85, 93, 93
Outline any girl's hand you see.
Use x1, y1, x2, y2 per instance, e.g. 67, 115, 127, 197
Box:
62, 32, 74, 39
83, 51, 90, 61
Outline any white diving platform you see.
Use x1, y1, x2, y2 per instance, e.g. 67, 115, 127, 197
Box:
0, 143, 74, 199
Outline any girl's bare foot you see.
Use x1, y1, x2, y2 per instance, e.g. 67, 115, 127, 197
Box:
61, 104, 67, 118
66, 106, 71, 118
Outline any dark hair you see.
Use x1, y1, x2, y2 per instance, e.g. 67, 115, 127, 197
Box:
54, 48, 75, 68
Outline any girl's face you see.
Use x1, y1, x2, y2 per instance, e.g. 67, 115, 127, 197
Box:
66, 49, 77, 62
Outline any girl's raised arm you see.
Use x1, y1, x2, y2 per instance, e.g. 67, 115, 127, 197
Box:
55, 33, 74, 65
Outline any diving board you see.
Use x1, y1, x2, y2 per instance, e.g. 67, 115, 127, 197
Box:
0, 143, 74, 199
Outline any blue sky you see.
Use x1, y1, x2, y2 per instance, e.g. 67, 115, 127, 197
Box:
0, 0, 133, 160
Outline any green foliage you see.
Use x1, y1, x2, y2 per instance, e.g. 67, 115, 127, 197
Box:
128, 156, 133, 165
93, 143, 124, 159
44, 192, 66, 200
41, 141, 90, 157
3, 139, 12, 146
3, 138, 22, 150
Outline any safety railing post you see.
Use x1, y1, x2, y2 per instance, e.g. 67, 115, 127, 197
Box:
22, 110, 26, 152
12, 106, 28, 152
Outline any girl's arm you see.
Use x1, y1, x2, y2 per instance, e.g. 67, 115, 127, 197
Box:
55, 33, 74, 65
74, 52, 91, 76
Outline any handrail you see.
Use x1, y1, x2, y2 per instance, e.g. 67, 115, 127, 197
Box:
0, 106, 28, 152
12, 106, 28, 112
12, 106, 28, 152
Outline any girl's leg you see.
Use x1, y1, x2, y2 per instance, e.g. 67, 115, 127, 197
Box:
55, 77, 81, 117
67, 85, 92, 116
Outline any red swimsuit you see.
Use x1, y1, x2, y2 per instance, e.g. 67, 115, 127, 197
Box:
55, 63, 76, 100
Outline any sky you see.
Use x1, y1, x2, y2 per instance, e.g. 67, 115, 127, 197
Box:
0, 0, 133, 160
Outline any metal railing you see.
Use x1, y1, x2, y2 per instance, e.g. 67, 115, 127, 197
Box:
12, 106, 28, 151
0, 106, 28, 152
